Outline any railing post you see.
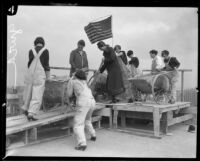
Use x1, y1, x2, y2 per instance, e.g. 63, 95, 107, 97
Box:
180, 70, 184, 101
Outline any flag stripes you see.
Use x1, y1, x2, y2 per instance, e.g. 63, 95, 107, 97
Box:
84, 16, 113, 44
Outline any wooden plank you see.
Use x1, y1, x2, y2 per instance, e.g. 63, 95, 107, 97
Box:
6, 106, 69, 128
168, 114, 193, 126
153, 107, 161, 137
125, 112, 153, 120
6, 112, 76, 135
112, 127, 162, 139
113, 105, 153, 113
93, 107, 112, 117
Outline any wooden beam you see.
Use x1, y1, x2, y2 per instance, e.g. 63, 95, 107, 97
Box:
168, 114, 193, 126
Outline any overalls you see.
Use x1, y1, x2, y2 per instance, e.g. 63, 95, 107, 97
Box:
72, 80, 96, 146
164, 58, 179, 101
21, 47, 46, 116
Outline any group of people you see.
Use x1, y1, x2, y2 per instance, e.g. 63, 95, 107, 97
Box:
21, 37, 180, 151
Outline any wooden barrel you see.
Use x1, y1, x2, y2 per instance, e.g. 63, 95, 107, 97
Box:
129, 72, 170, 96
42, 76, 70, 111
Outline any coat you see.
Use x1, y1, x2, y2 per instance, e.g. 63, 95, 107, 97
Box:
99, 46, 125, 96
69, 48, 88, 77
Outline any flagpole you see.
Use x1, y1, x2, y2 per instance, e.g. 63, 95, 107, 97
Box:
112, 15, 114, 48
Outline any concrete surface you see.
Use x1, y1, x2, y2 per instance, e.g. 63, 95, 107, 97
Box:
6, 123, 196, 158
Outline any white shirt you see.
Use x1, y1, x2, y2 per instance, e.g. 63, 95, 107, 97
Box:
151, 55, 165, 72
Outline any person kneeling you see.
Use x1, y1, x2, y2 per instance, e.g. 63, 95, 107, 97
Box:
66, 70, 96, 151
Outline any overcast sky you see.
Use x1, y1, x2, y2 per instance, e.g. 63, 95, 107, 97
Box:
7, 6, 198, 89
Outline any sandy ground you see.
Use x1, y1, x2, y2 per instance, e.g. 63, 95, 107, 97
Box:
6, 122, 196, 158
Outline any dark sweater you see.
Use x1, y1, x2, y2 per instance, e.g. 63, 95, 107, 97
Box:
129, 57, 139, 68
118, 51, 128, 65
28, 46, 50, 71
163, 57, 180, 70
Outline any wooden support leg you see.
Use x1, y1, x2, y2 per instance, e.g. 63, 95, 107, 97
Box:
24, 128, 38, 144
121, 111, 126, 128
109, 109, 113, 128
160, 112, 168, 134
113, 110, 118, 129
153, 108, 161, 138
6, 136, 11, 148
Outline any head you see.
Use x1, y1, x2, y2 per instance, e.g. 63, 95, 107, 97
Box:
161, 50, 170, 59
127, 50, 134, 58
114, 45, 121, 53
97, 41, 107, 51
77, 40, 85, 51
149, 50, 158, 59
34, 37, 45, 47
74, 70, 87, 80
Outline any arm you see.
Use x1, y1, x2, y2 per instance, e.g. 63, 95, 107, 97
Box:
43, 50, 50, 79
69, 51, 76, 69
123, 52, 128, 65
173, 57, 180, 69
28, 50, 34, 68
99, 47, 115, 73
82, 52, 89, 71
66, 79, 74, 98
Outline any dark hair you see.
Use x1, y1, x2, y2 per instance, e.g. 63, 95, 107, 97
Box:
78, 40, 85, 46
127, 50, 133, 57
149, 50, 158, 55
161, 50, 169, 57
34, 37, 45, 46
75, 70, 87, 80
97, 41, 106, 49
114, 45, 121, 51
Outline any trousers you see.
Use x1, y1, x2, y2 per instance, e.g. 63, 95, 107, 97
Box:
73, 98, 96, 146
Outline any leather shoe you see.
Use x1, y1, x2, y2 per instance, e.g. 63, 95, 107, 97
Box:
90, 136, 96, 141
27, 115, 38, 121
75, 145, 87, 151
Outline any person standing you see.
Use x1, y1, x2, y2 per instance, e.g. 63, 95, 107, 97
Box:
95, 41, 125, 103
21, 37, 50, 121
127, 50, 142, 77
149, 49, 165, 74
69, 40, 89, 77
161, 50, 180, 104
114, 45, 134, 102
114, 45, 128, 65
66, 70, 96, 151
127, 50, 142, 101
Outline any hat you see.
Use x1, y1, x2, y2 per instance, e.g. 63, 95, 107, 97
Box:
34, 37, 45, 46
97, 41, 106, 49
78, 40, 85, 46
75, 70, 87, 80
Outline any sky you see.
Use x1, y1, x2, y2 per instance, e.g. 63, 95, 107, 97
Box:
7, 6, 198, 90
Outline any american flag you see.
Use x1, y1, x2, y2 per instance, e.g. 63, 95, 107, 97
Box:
84, 16, 113, 44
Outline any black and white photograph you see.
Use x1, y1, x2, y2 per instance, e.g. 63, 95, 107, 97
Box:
4, 2, 198, 158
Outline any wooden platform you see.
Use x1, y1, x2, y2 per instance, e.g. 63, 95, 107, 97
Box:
6, 104, 108, 149
112, 101, 193, 138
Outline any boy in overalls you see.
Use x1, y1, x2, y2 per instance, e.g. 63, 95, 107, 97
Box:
67, 70, 96, 151
21, 37, 50, 121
